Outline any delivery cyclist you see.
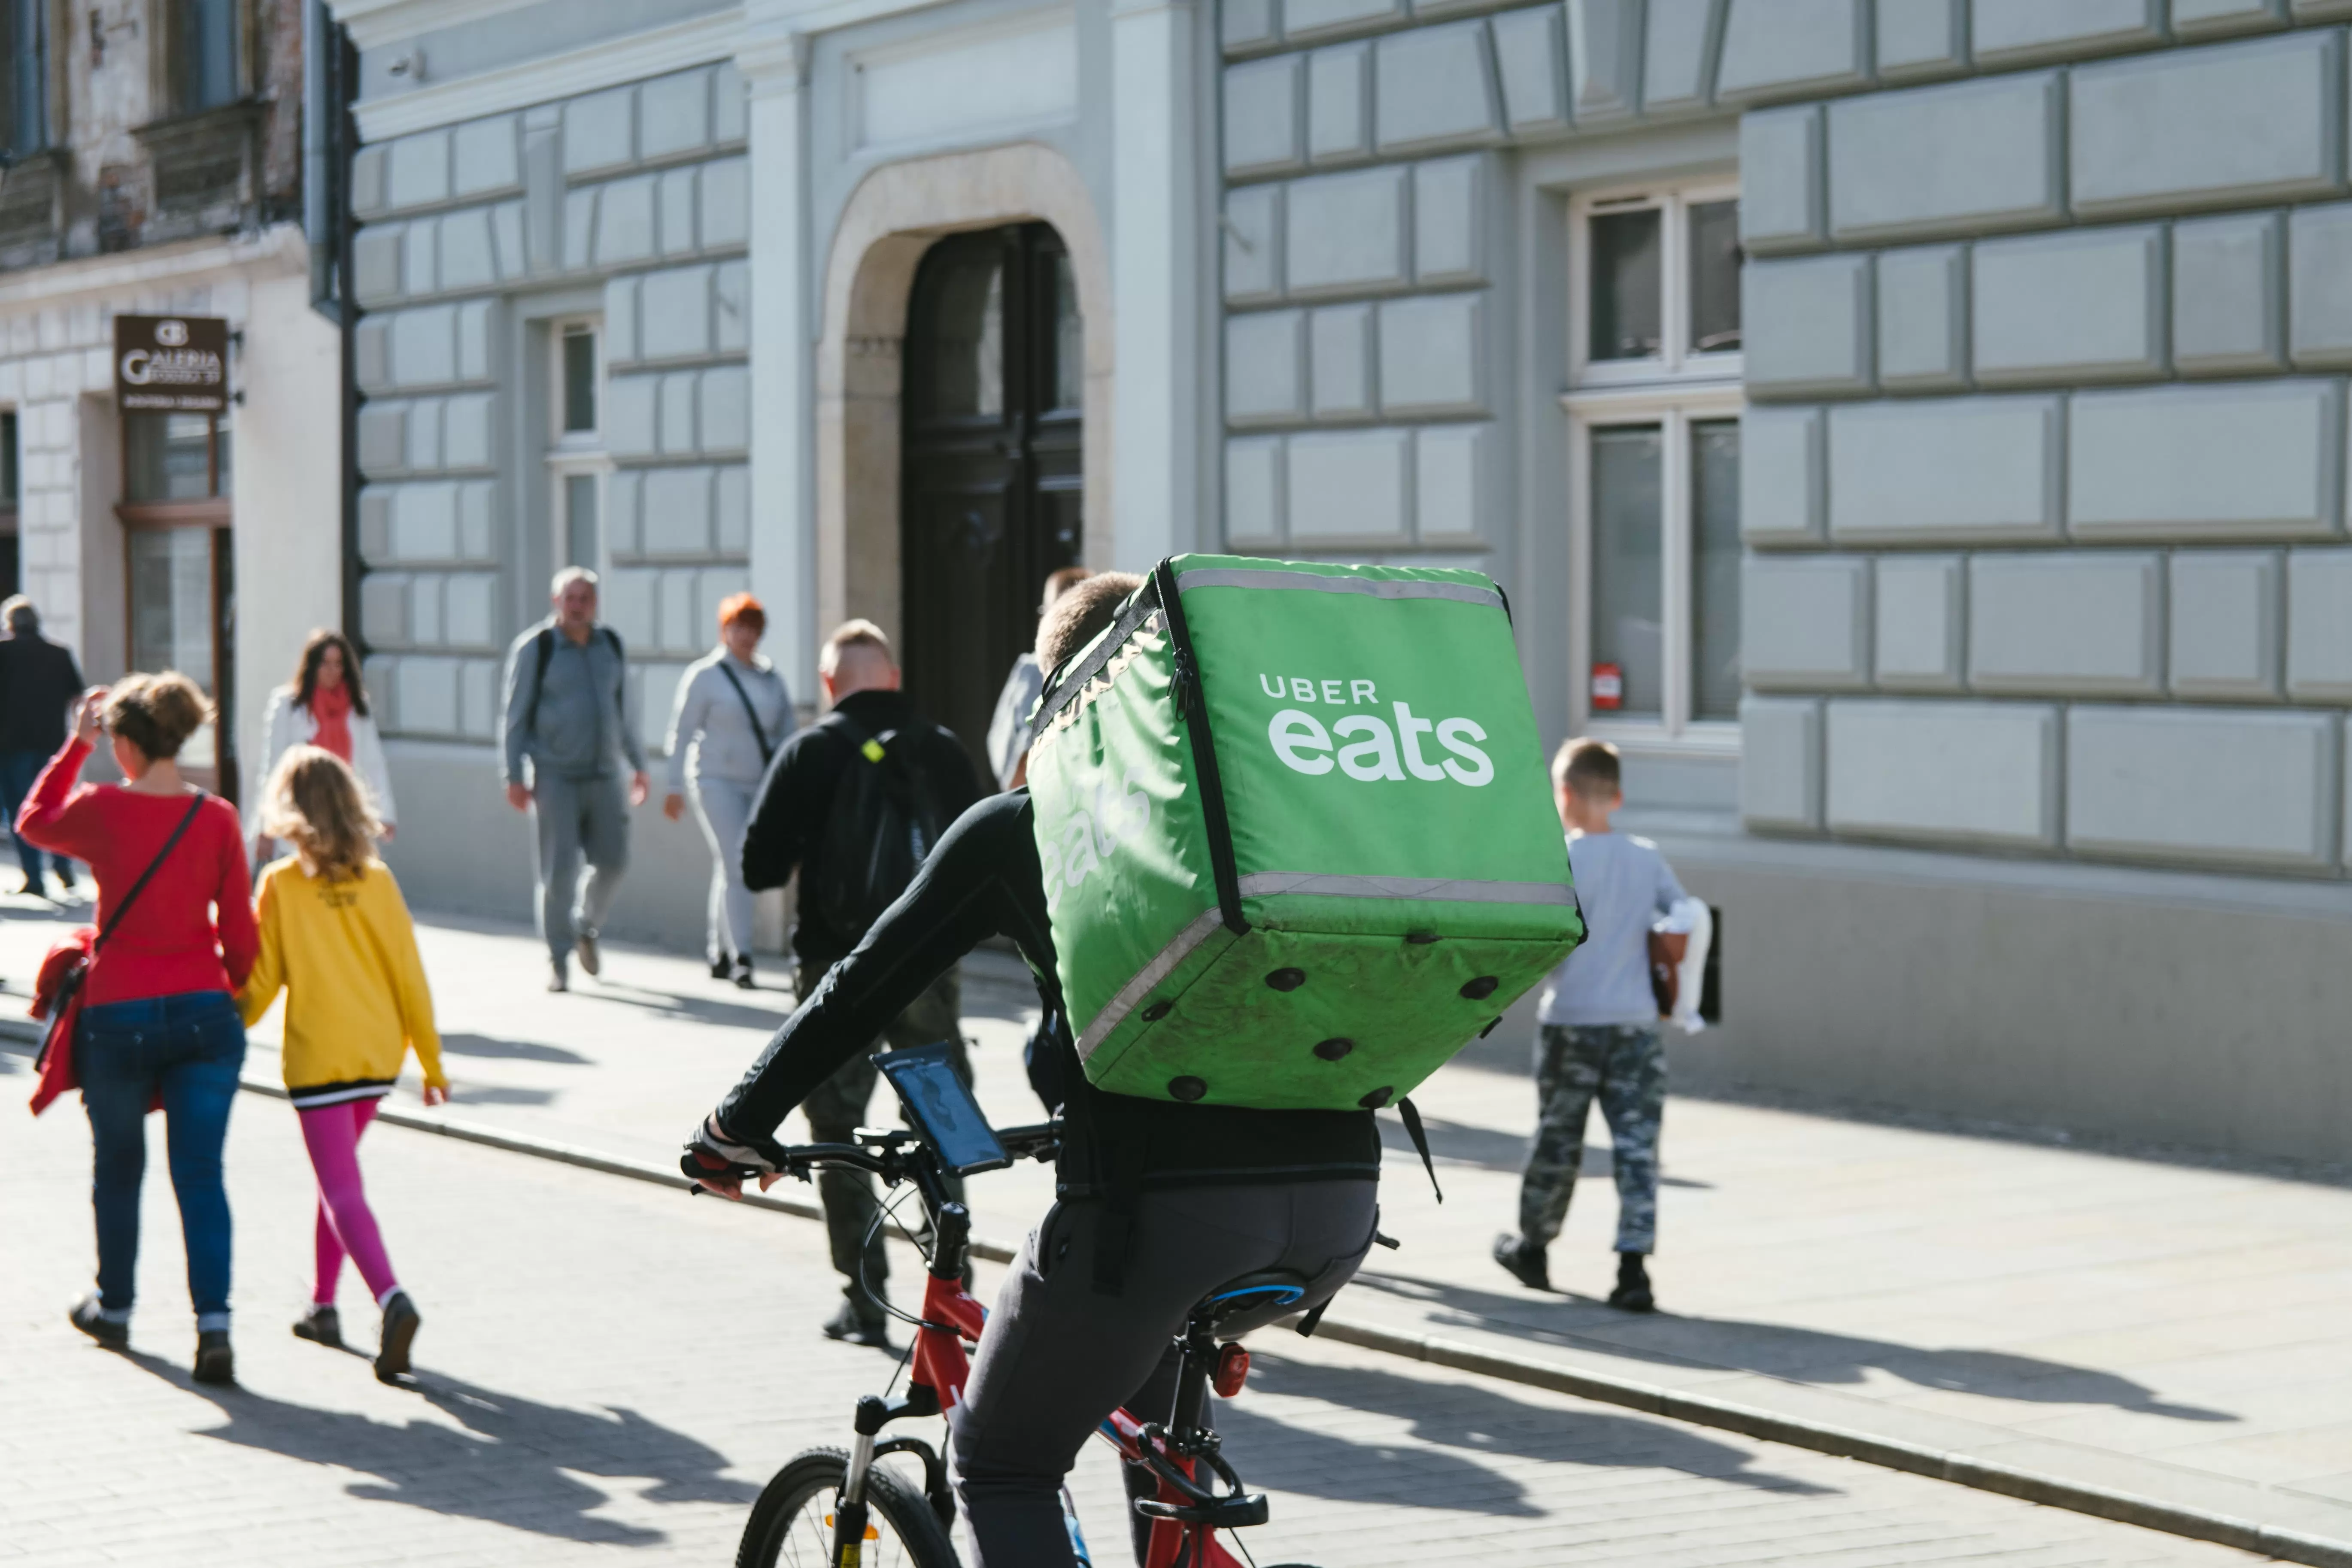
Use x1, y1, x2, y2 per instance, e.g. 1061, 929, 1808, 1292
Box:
687, 572, 1384, 1568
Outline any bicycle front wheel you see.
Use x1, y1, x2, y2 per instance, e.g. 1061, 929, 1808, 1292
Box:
736, 1446, 959, 1568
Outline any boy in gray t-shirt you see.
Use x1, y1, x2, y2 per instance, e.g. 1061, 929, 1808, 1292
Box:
1494, 738, 1685, 1312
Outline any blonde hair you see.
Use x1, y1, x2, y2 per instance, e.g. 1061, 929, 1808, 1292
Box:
104, 672, 213, 761
819, 619, 895, 679
262, 746, 382, 883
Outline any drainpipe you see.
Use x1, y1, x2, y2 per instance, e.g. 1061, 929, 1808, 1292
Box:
303, 0, 339, 322
303, 0, 365, 643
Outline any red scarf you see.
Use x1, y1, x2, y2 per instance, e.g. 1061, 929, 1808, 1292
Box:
309, 680, 354, 762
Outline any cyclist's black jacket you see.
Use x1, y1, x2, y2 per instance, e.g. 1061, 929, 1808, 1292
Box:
716, 789, 1383, 1201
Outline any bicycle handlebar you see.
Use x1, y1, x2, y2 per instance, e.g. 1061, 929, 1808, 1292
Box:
686, 1120, 1062, 1189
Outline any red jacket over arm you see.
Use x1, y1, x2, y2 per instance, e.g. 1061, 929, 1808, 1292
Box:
16, 739, 257, 1007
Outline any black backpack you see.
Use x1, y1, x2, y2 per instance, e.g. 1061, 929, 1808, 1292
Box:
804, 713, 955, 937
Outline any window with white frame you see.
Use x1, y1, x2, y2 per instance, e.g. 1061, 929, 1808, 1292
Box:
548, 319, 607, 572
1566, 181, 1744, 744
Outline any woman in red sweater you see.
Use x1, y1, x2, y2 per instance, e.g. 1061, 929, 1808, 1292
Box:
18, 673, 258, 1385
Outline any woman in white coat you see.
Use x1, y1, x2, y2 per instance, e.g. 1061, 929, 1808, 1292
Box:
663, 593, 792, 987
247, 630, 397, 863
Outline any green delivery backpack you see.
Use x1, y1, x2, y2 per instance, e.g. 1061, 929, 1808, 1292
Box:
1025, 554, 1585, 1113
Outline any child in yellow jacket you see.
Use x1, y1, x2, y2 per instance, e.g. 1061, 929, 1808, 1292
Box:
238, 744, 447, 1383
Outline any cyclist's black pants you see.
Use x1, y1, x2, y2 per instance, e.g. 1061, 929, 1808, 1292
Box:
953, 1179, 1379, 1568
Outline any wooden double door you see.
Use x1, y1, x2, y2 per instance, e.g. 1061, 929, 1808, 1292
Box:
900, 222, 1083, 775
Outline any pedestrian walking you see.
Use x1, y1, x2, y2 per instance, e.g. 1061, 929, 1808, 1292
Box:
739, 619, 982, 1346
246, 629, 398, 866
983, 566, 1090, 791
239, 745, 447, 1383
1493, 737, 1686, 1312
499, 568, 650, 993
662, 593, 792, 989
0, 594, 85, 898
19, 674, 256, 1384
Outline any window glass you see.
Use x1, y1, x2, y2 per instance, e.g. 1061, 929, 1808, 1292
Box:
125, 414, 217, 501
1052, 252, 1083, 412
564, 473, 599, 569
1688, 200, 1742, 355
920, 251, 1005, 419
127, 529, 216, 765
1589, 209, 1662, 362
4, 0, 47, 154
179, 0, 240, 112
1691, 419, 1742, 721
1590, 425, 1664, 718
561, 328, 597, 434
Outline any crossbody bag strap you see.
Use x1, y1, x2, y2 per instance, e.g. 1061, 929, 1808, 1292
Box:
94, 793, 209, 956
714, 661, 774, 764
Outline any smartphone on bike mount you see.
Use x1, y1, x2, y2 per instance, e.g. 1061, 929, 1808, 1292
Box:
876, 1041, 1010, 1176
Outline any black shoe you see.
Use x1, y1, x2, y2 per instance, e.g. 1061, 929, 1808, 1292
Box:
575, 931, 601, 979
731, 958, 755, 990
1492, 1233, 1550, 1292
68, 1295, 128, 1349
15, 877, 46, 899
53, 866, 75, 891
293, 1304, 343, 1347
710, 955, 733, 980
193, 1330, 235, 1385
376, 1292, 421, 1382
1607, 1253, 1656, 1313
821, 1300, 894, 1350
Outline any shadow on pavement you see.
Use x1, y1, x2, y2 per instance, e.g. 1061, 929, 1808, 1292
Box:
129, 1351, 756, 1544
1342, 1274, 2237, 1422
1220, 1351, 1831, 1511
1378, 1114, 1712, 1188
576, 982, 792, 1034
440, 1032, 592, 1065
443, 1085, 560, 1107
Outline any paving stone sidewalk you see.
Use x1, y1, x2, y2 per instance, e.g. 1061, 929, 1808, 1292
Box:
0, 1041, 2280, 1566
3, 895, 2348, 1555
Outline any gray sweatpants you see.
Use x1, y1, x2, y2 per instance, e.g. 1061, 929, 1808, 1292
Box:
532, 771, 629, 964
953, 1180, 1379, 1568
689, 774, 759, 964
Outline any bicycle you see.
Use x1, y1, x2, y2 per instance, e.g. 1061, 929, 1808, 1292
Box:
699, 1062, 1324, 1568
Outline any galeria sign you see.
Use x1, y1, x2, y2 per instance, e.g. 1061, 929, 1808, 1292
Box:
115, 315, 229, 414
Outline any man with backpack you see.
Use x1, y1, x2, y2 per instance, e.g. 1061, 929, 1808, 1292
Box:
499, 567, 650, 993
738, 618, 981, 1346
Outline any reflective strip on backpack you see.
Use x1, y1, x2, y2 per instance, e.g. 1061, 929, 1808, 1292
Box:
1074, 904, 1229, 1061
1237, 871, 1579, 905
1173, 567, 1503, 610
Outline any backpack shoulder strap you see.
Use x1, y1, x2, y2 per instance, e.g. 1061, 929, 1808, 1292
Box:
524, 625, 555, 734
95, 794, 208, 955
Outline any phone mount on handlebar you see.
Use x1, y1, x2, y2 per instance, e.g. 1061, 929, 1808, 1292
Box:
875, 1040, 1009, 1176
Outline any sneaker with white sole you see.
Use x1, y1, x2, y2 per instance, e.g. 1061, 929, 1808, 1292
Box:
376, 1291, 422, 1383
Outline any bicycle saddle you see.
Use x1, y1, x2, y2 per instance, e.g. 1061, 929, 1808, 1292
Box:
1191, 1269, 1315, 1334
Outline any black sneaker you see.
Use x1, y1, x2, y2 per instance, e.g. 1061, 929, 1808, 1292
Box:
820, 1300, 894, 1351
1607, 1253, 1656, 1314
293, 1304, 343, 1347
710, 955, 733, 980
1491, 1233, 1550, 1292
193, 1330, 235, 1385
69, 1295, 128, 1349
376, 1291, 422, 1383
731, 957, 756, 990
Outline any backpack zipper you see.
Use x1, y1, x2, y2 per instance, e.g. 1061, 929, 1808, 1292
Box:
1153, 559, 1249, 935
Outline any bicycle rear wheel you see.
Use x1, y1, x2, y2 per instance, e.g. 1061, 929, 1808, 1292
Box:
736, 1446, 959, 1568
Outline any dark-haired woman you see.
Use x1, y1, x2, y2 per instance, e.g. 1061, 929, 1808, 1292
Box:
17, 673, 258, 1384
246, 630, 396, 865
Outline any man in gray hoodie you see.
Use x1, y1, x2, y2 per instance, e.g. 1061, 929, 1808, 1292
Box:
500, 568, 650, 991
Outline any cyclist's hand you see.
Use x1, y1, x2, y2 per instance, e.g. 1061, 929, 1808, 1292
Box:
682, 1115, 787, 1200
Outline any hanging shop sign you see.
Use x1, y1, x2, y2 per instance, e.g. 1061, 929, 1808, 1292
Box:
114, 315, 230, 414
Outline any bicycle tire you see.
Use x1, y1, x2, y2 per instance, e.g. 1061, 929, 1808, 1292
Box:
736, 1445, 959, 1568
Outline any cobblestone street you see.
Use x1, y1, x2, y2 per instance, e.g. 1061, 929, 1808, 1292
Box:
0, 1037, 2281, 1567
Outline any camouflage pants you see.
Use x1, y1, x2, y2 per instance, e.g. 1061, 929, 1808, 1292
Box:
797, 963, 970, 1321
1516, 1023, 1665, 1256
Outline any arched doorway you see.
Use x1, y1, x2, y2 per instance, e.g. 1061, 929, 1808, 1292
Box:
899, 221, 1083, 768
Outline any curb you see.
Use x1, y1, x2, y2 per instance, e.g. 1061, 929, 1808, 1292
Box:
7, 1027, 2343, 1565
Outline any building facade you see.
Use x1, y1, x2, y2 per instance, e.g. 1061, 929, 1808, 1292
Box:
328, 0, 2352, 1163
0, 0, 341, 800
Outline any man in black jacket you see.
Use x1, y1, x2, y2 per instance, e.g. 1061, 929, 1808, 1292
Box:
694, 576, 1381, 1568
0, 596, 83, 897
739, 619, 982, 1346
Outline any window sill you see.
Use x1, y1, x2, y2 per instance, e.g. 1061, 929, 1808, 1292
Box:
1560, 380, 1744, 419
1580, 719, 1742, 760
118, 500, 231, 528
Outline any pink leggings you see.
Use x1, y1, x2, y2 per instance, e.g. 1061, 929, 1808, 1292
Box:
296, 1098, 400, 1306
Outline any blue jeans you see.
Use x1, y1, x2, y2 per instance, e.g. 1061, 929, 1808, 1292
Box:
0, 748, 71, 885
78, 992, 247, 1329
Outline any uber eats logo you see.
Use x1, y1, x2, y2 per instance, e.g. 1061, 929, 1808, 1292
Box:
1257, 675, 1494, 787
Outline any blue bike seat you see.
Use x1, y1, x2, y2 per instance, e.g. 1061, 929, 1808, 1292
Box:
1191, 1269, 1314, 1334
